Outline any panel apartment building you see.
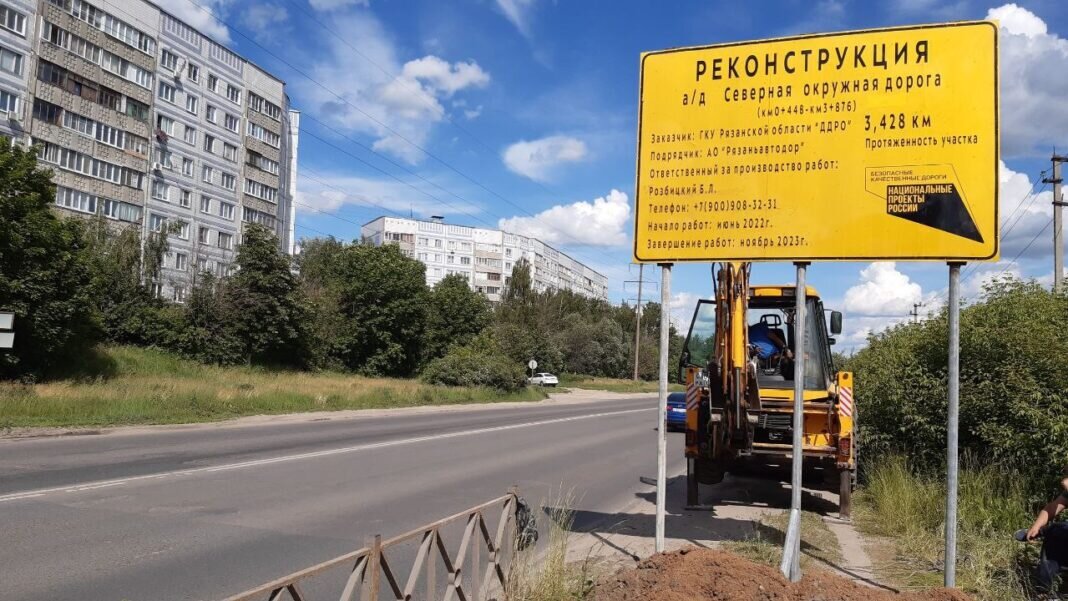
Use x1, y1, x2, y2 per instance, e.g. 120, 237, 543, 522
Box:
361, 216, 609, 302
0, 0, 299, 303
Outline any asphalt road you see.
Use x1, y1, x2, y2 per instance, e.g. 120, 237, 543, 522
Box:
0, 394, 682, 601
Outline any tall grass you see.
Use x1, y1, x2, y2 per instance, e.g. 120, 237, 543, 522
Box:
726, 510, 843, 569
856, 456, 1035, 600
0, 345, 546, 429
506, 493, 596, 601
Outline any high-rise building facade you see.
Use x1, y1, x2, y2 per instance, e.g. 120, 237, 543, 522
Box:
0, 0, 298, 303
361, 216, 609, 302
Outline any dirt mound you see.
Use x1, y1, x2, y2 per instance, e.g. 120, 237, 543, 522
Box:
593, 548, 971, 601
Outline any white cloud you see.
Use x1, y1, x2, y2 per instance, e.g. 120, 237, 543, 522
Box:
502, 135, 589, 182
669, 292, 700, 330
998, 161, 1055, 262
303, 13, 490, 164
495, 0, 538, 37
986, 4, 1068, 156
240, 3, 288, 39
296, 171, 482, 218
498, 189, 630, 247
843, 262, 926, 316
152, 0, 231, 43
309, 0, 369, 10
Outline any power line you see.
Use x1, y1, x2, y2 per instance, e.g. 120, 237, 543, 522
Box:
100, 0, 626, 271
178, 0, 624, 266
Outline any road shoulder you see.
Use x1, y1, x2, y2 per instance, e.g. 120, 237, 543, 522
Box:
0, 388, 653, 440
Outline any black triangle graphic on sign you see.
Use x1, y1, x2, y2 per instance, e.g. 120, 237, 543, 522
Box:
885, 183, 983, 243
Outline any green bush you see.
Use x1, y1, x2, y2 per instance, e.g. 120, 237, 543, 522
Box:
848, 278, 1068, 496
422, 339, 527, 392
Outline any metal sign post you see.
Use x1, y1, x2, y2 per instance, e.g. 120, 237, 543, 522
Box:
780, 263, 807, 582
655, 263, 672, 553
945, 262, 963, 586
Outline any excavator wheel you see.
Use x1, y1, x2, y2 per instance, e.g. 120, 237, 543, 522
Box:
695, 456, 726, 485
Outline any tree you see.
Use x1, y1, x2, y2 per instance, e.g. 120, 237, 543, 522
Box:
176, 272, 242, 364
333, 244, 428, 376
82, 216, 175, 346
226, 224, 310, 367
849, 277, 1068, 492
0, 140, 97, 377
424, 274, 490, 362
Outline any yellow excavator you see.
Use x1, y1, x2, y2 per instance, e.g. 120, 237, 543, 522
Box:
679, 262, 856, 517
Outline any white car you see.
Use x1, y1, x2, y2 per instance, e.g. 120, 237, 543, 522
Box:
528, 372, 559, 387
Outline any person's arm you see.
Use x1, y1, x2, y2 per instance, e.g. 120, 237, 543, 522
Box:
1028, 495, 1068, 540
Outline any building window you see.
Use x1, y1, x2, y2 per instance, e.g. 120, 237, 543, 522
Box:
55, 187, 96, 214
242, 207, 276, 229
203, 134, 216, 153
186, 62, 199, 83
206, 104, 217, 123
156, 114, 174, 136
223, 113, 239, 132
207, 73, 219, 93
174, 222, 189, 240
0, 6, 26, 35
487, 273, 501, 281
200, 196, 211, 213
243, 179, 277, 202
173, 285, 186, 303
174, 252, 188, 270
180, 189, 191, 208
0, 45, 23, 76
183, 124, 196, 145
460, 256, 471, 265
185, 94, 198, 114
151, 283, 163, 298
222, 143, 237, 162
202, 165, 213, 183
182, 157, 193, 177
219, 201, 234, 220
101, 198, 142, 223
218, 232, 233, 250
220, 172, 235, 191
152, 179, 169, 201
196, 257, 208, 273
246, 121, 280, 148
447, 256, 455, 264
226, 84, 240, 105
154, 148, 173, 170
160, 48, 178, 71
158, 81, 176, 103
32, 98, 61, 124
0, 89, 18, 115
149, 213, 166, 232
418, 252, 428, 261
248, 92, 281, 120
198, 226, 210, 244
246, 150, 279, 174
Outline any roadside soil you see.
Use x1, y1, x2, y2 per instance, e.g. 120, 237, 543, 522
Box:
592, 548, 971, 601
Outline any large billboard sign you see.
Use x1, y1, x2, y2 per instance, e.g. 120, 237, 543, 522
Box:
633, 22, 999, 262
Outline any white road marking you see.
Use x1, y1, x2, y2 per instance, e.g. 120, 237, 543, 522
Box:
0, 407, 655, 503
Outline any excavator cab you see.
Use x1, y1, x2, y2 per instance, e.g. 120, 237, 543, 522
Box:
679, 280, 855, 517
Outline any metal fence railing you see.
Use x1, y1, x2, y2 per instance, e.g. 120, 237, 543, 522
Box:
222, 490, 529, 601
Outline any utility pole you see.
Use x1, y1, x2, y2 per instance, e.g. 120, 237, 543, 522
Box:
1043, 154, 1067, 292
632, 264, 644, 380
910, 302, 924, 324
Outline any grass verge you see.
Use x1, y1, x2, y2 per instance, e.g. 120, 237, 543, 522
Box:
507, 493, 597, 601
0, 345, 547, 429
558, 374, 685, 394
725, 510, 843, 570
855, 456, 1035, 600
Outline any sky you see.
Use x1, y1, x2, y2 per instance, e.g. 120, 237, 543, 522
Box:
152, 0, 1068, 352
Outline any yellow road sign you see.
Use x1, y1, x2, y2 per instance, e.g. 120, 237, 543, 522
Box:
633, 22, 999, 262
